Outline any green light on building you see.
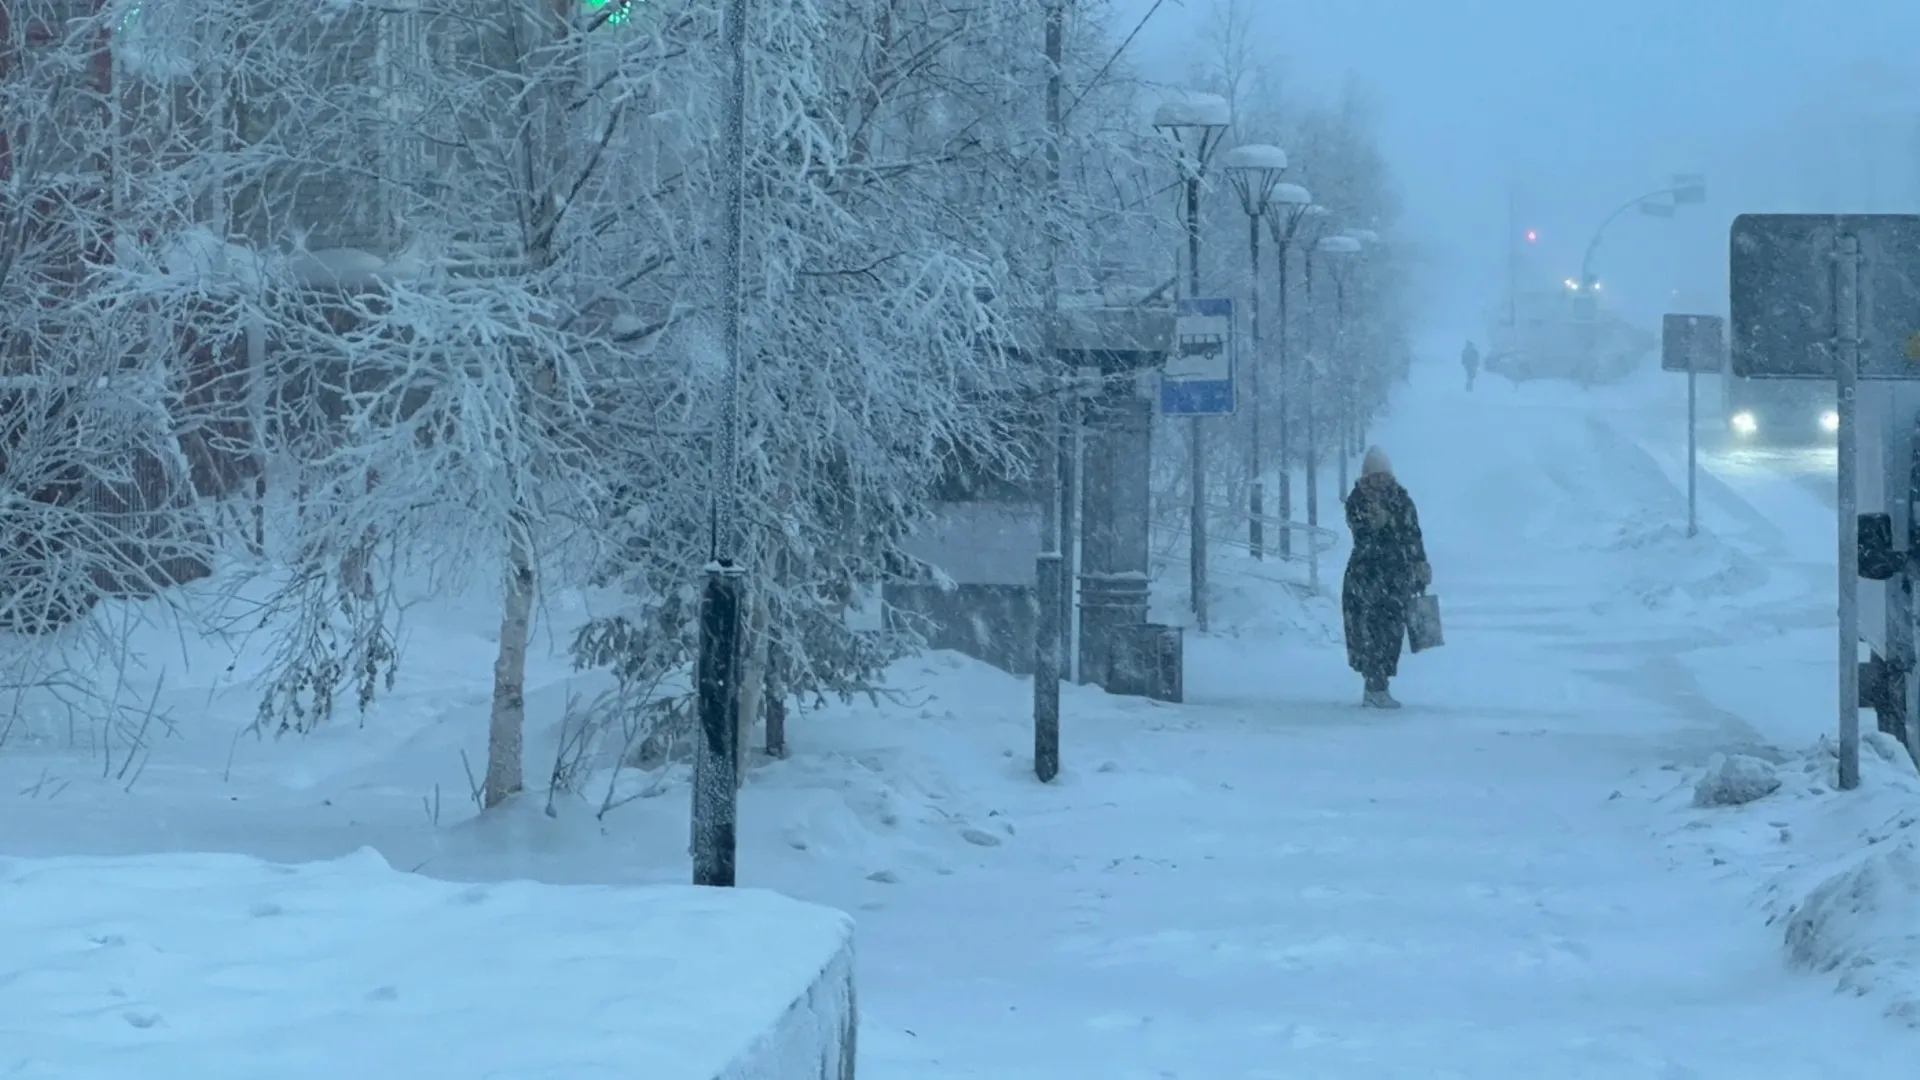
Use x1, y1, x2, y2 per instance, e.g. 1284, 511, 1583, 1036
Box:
584, 0, 635, 25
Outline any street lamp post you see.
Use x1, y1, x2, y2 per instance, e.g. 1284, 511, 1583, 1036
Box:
1264, 184, 1314, 559
1297, 204, 1334, 532
1571, 175, 1703, 385
1344, 228, 1380, 458
1223, 143, 1290, 561
1032, 0, 1070, 784
692, 0, 753, 889
1153, 94, 1231, 631
1579, 174, 1707, 290
1319, 234, 1364, 497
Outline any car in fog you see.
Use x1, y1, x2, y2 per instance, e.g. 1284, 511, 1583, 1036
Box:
1722, 374, 1838, 446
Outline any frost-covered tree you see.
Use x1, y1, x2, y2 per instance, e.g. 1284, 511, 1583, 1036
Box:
105, 0, 1106, 807
0, 0, 222, 756
11, 0, 1170, 807
1280, 78, 1413, 421
569, 0, 1172, 776
91, 0, 666, 805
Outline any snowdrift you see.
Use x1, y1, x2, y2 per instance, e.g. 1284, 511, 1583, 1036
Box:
1642, 734, 1920, 1027
3, 848, 857, 1079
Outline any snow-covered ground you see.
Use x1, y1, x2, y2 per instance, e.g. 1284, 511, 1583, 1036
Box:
5, 850, 854, 1079
6, 351, 1920, 1076
1608, 358, 1920, 1036
1625, 733, 1920, 1032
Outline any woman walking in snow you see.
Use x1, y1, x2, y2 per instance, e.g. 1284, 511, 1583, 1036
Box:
1342, 446, 1431, 708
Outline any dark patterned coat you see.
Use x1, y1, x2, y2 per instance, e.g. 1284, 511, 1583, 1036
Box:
1342, 471, 1429, 679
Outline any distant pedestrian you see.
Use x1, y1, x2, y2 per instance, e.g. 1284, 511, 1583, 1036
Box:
1342, 446, 1431, 709
1461, 340, 1480, 391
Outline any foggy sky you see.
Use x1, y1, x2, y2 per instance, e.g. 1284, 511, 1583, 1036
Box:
1111, 0, 1920, 334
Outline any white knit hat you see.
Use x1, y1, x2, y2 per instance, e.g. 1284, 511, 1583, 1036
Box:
1361, 445, 1392, 476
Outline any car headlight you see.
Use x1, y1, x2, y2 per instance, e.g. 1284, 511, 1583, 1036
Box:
1731, 411, 1758, 435
1820, 410, 1840, 432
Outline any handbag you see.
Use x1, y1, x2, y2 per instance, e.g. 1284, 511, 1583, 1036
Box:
1407, 591, 1445, 653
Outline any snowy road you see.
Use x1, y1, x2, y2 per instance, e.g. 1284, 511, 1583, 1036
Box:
1703, 442, 1838, 512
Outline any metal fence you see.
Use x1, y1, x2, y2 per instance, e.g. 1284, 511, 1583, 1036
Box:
1151, 502, 1340, 595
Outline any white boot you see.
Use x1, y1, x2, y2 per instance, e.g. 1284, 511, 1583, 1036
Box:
1363, 688, 1403, 709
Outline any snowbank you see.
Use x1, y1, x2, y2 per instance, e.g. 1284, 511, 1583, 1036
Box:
3, 849, 857, 1079
1692, 751, 1783, 807
1593, 505, 1768, 618
1639, 734, 1920, 1027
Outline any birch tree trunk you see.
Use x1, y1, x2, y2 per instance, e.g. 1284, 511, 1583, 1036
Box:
485, 511, 535, 807
480, 0, 571, 811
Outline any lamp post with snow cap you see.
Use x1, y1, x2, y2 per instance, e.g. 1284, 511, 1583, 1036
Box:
1296, 205, 1336, 530
1263, 184, 1315, 558
1319, 232, 1365, 498
1341, 228, 1383, 450
1153, 92, 1231, 631
1223, 142, 1290, 561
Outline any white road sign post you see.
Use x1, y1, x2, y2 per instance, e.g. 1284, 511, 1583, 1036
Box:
1161, 297, 1235, 634
1661, 313, 1726, 539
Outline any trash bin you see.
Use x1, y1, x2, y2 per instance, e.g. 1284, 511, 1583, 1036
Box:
1107, 621, 1183, 703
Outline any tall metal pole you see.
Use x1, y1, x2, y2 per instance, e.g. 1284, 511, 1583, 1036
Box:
1064, 407, 1081, 682
1275, 237, 1292, 558
1506, 183, 1518, 331
692, 0, 751, 888
1186, 174, 1209, 631
1686, 363, 1698, 538
1303, 247, 1319, 530
1333, 269, 1349, 498
1033, 0, 1066, 783
1247, 214, 1264, 560
1836, 231, 1862, 791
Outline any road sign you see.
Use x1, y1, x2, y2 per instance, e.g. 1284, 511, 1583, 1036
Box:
1729, 213, 1920, 379
1161, 297, 1235, 415
1661, 313, 1724, 373
1661, 313, 1724, 539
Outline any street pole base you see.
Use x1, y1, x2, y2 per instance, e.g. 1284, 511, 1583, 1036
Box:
1034, 553, 1063, 783
1249, 482, 1265, 561
1277, 467, 1293, 559
692, 563, 745, 886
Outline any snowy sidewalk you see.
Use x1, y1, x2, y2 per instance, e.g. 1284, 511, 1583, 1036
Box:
7, 357, 1920, 1078
856, 693, 1916, 1077
821, 362, 1920, 1075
